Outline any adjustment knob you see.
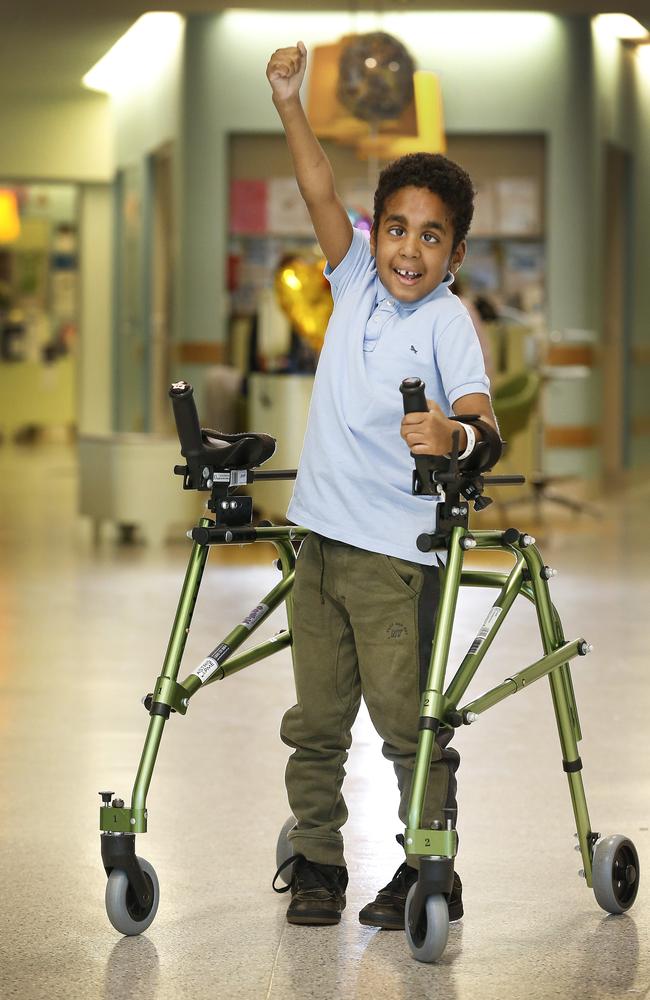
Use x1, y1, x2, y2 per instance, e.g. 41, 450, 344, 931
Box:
99, 791, 114, 805
417, 533, 434, 552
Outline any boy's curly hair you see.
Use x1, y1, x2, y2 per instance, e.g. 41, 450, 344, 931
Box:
373, 153, 475, 249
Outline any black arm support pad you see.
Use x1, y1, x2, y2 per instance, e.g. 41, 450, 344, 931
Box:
451, 414, 503, 473
169, 381, 203, 459
398, 378, 504, 472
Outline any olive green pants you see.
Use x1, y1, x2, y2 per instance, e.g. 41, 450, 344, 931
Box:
281, 533, 459, 867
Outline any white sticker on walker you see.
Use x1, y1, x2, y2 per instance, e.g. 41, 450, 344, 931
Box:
241, 604, 269, 630
468, 607, 503, 656
230, 470, 248, 486
192, 642, 232, 684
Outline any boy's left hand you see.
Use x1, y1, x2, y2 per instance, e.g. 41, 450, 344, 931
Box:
400, 399, 465, 456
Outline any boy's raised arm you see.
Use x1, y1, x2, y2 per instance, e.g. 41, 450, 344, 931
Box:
267, 42, 353, 271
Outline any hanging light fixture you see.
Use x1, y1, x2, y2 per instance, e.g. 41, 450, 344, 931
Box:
0, 189, 21, 243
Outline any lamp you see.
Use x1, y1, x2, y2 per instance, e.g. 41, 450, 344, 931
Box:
0, 189, 21, 243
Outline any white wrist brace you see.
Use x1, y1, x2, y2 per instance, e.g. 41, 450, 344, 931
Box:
456, 422, 476, 460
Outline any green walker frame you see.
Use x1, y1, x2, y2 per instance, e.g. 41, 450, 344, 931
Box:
99, 381, 640, 962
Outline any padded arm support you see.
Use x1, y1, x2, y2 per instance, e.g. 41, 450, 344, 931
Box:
451, 415, 503, 473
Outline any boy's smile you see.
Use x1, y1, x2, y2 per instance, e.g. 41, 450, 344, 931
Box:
370, 186, 466, 303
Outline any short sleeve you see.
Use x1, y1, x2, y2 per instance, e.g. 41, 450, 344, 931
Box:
324, 228, 374, 301
434, 313, 490, 407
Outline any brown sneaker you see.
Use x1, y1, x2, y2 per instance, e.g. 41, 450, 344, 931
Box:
273, 854, 348, 926
359, 862, 463, 929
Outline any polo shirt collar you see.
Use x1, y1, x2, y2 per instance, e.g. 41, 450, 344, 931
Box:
376, 270, 455, 312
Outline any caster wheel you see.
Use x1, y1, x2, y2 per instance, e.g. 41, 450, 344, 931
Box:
405, 884, 449, 963
275, 815, 297, 886
105, 857, 160, 935
592, 835, 640, 914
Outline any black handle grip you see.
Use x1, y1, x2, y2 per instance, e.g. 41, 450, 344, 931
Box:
168, 381, 203, 457
400, 377, 428, 414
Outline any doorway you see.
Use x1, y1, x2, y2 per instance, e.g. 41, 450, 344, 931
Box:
602, 143, 633, 478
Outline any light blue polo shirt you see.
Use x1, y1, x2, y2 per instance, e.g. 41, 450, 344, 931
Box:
287, 228, 490, 564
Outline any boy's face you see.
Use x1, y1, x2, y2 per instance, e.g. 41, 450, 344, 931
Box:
370, 185, 466, 304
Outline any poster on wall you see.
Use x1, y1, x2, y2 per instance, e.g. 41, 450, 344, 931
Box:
267, 178, 313, 236
495, 178, 540, 236
230, 179, 267, 235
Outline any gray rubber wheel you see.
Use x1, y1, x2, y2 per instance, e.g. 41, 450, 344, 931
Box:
275, 815, 297, 885
592, 834, 640, 914
105, 857, 160, 936
405, 884, 449, 963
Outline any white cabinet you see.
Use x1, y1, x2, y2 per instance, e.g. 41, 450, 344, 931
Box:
247, 374, 314, 521
78, 434, 203, 545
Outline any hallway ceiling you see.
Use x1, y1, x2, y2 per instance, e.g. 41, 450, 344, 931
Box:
3, 1, 649, 100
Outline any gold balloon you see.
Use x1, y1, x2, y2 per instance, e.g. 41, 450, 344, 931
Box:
274, 256, 333, 352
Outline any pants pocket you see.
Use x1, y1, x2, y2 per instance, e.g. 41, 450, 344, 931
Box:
381, 554, 423, 599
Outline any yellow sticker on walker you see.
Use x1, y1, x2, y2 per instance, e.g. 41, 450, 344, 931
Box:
468, 606, 502, 655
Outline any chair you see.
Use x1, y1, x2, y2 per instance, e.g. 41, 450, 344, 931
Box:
493, 370, 599, 520
493, 370, 541, 451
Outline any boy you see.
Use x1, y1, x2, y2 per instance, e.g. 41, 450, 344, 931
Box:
267, 41, 498, 928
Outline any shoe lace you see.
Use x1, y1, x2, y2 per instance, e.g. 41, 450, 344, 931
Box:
383, 833, 416, 893
384, 860, 416, 894
272, 854, 304, 894
272, 854, 345, 894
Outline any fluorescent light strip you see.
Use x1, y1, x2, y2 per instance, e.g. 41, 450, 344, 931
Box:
83, 12, 183, 95
593, 13, 648, 41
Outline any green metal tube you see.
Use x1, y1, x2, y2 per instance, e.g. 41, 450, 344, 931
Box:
272, 538, 298, 634
130, 520, 212, 814
180, 571, 295, 697
522, 543, 595, 880
407, 526, 465, 831
203, 630, 292, 683
472, 530, 517, 548
461, 570, 535, 606
445, 557, 526, 708
568, 770, 594, 885
407, 730, 435, 832
550, 603, 583, 744
161, 518, 212, 681
132, 714, 166, 812
459, 639, 586, 716
251, 525, 308, 544
421, 526, 466, 710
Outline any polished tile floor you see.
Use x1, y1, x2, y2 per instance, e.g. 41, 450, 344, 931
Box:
0, 444, 648, 1000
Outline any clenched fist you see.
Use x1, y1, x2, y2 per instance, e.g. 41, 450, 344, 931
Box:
400, 399, 466, 456
266, 42, 307, 103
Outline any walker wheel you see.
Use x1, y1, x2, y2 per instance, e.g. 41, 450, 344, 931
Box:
105, 856, 160, 935
404, 884, 449, 963
275, 815, 297, 886
592, 835, 640, 914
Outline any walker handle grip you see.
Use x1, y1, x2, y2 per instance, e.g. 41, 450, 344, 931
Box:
400, 377, 428, 414
168, 381, 203, 458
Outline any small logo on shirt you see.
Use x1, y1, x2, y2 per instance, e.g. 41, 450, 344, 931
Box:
410, 345, 418, 353
386, 622, 408, 640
